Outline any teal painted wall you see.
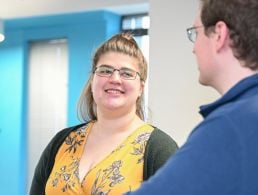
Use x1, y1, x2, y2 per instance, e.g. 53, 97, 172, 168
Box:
0, 11, 120, 195
0, 43, 25, 195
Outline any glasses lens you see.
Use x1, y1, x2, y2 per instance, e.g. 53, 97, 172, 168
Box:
187, 26, 203, 42
95, 66, 114, 77
120, 68, 136, 80
191, 29, 197, 42
187, 28, 192, 42
95, 65, 139, 80
187, 28, 195, 42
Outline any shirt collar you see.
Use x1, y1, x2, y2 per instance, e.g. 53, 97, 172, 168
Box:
199, 73, 258, 118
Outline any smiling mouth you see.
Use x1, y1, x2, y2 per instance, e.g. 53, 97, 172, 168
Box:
105, 89, 125, 94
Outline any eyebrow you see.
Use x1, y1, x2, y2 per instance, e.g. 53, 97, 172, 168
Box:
98, 64, 134, 70
98, 64, 113, 67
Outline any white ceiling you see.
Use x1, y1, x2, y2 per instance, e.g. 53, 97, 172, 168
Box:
1, 0, 149, 19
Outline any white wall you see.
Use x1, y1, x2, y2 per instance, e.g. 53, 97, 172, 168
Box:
148, 0, 219, 146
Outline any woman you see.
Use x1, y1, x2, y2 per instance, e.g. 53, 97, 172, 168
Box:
30, 33, 178, 195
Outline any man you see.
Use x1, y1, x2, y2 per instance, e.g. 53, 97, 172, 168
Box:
127, 0, 258, 194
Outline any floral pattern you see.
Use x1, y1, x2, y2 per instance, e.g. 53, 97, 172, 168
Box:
65, 126, 86, 153
131, 132, 151, 163
90, 161, 124, 195
46, 123, 154, 195
51, 157, 80, 192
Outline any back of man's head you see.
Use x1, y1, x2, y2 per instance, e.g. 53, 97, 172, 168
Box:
199, 0, 258, 70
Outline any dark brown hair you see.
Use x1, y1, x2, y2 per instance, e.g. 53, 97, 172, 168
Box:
200, 0, 258, 69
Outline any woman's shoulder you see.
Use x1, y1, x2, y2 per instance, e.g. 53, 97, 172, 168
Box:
148, 126, 178, 151
51, 122, 90, 145
143, 126, 178, 180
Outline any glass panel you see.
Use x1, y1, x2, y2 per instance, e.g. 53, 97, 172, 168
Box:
122, 14, 149, 30
27, 39, 68, 193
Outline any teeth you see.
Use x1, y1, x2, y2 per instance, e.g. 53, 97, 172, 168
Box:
106, 89, 123, 94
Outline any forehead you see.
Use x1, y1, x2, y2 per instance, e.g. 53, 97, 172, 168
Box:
97, 51, 139, 69
193, 9, 202, 26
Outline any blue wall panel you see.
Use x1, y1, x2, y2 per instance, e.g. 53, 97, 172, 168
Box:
0, 44, 24, 195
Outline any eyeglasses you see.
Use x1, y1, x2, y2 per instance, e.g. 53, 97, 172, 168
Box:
186, 26, 203, 42
94, 65, 141, 80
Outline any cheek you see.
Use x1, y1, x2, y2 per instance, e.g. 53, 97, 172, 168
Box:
91, 79, 96, 93
91, 76, 103, 88
91, 77, 104, 97
194, 41, 209, 63
128, 82, 143, 97
194, 39, 202, 53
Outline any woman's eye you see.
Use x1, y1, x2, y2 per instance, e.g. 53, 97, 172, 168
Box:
121, 71, 134, 78
106, 69, 113, 74
100, 68, 113, 74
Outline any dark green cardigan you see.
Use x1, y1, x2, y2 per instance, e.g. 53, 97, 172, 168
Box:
30, 123, 178, 195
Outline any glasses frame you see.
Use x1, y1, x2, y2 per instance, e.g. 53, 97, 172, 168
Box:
186, 26, 203, 43
94, 65, 142, 80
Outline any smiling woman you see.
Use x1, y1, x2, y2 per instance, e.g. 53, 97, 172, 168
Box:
78, 33, 148, 121
91, 51, 143, 117
29, 33, 178, 195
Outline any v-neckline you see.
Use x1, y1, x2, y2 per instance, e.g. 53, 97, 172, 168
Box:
78, 122, 148, 184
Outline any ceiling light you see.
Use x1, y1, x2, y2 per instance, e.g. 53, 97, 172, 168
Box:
0, 19, 5, 42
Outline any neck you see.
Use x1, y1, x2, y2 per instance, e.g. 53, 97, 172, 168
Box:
211, 54, 258, 95
94, 109, 144, 136
217, 68, 258, 95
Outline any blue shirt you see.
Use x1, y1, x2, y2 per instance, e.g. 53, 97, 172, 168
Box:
127, 73, 258, 195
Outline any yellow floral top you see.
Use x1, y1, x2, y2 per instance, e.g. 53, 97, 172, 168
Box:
45, 122, 154, 195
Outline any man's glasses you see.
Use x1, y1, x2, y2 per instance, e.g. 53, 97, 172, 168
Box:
94, 65, 141, 80
186, 26, 203, 42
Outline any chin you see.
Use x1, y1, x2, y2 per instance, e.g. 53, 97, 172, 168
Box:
105, 103, 124, 110
199, 78, 213, 88
199, 77, 208, 86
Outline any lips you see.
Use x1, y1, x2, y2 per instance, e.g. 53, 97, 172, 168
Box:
105, 89, 125, 94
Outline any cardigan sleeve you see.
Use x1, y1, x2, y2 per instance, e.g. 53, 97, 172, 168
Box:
29, 123, 87, 195
143, 128, 178, 180
29, 138, 54, 195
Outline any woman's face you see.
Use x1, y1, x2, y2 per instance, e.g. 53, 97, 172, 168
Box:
91, 51, 144, 116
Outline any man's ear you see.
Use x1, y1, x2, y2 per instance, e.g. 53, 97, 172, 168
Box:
214, 21, 230, 52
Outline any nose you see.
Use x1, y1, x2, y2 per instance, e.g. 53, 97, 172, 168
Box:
110, 69, 122, 82
192, 43, 196, 54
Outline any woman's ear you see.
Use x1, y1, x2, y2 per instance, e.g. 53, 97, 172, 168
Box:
139, 81, 145, 97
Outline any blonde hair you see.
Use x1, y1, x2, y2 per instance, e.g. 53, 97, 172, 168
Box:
77, 33, 148, 121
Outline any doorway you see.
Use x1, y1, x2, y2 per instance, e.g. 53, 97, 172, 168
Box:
27, 39, 68, 193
